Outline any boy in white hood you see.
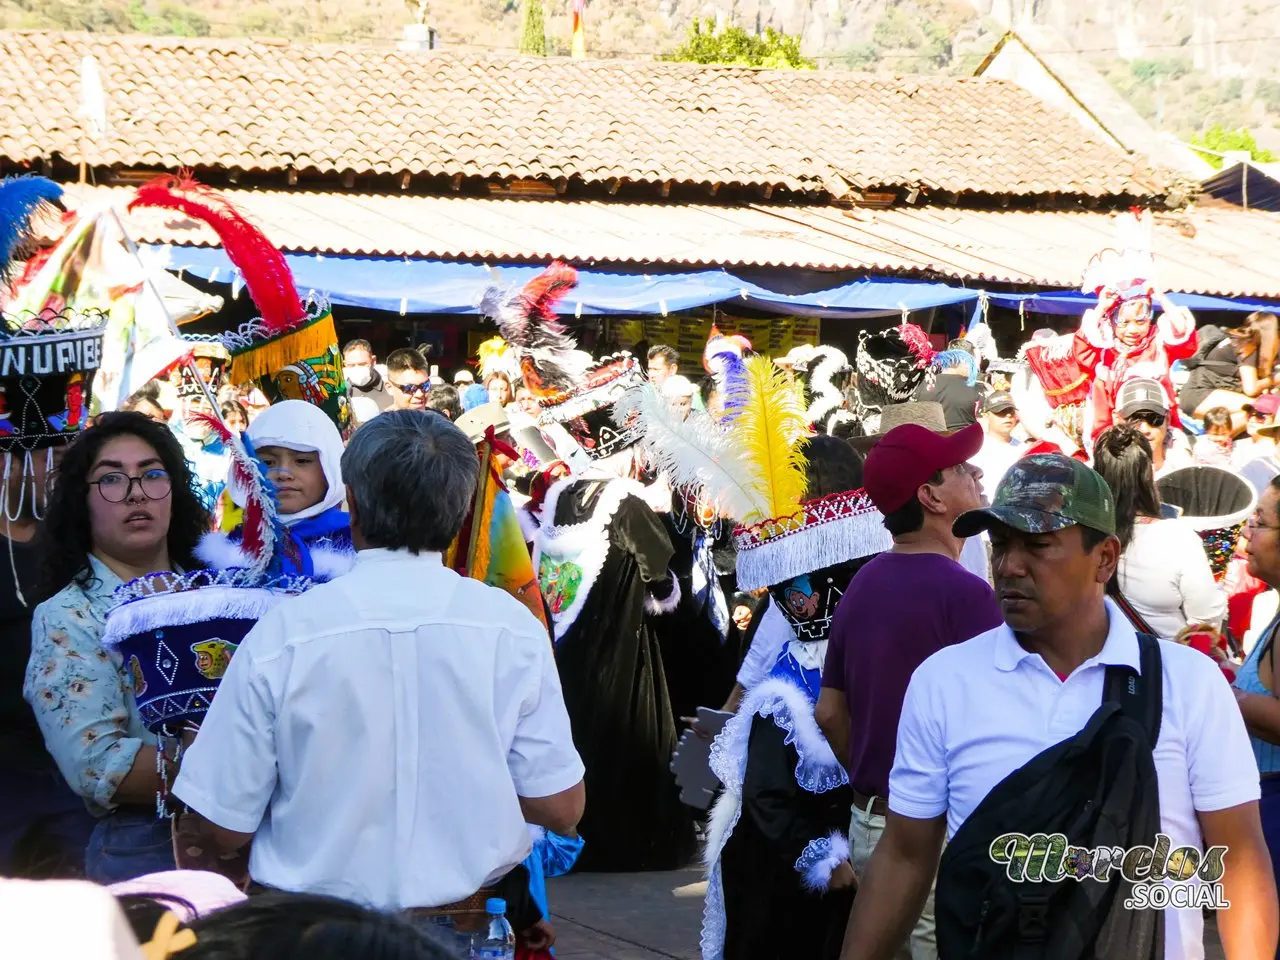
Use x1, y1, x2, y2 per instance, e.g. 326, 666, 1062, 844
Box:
210, 400, 354, 581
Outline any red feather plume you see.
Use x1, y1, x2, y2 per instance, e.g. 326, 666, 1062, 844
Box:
128, 173, 305, 334
520, 260, 578, 323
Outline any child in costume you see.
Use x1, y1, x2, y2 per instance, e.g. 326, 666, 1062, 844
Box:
617, 350, 892, 960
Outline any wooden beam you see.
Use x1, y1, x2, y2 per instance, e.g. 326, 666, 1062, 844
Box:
287, 167, 298, 186
760, 183, 774, 200
451, 173, 463, 192
660, 180, 672, 198
342, 170, 356, 189
707, 182, 720, 197
399, 171, 411, 190
227, 168, 241, 184
555, 177, 569, 195
607, 178, 621, 195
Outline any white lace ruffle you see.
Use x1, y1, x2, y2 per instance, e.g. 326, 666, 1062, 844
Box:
709, 675, 848, 797
795, 831, 851, 892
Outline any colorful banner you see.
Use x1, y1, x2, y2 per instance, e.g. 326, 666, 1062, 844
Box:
7, 207, 190, 412
447, 438, 549, 631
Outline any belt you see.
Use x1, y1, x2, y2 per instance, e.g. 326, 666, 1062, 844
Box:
851, 788, 889, 818
405, 886, 501, 920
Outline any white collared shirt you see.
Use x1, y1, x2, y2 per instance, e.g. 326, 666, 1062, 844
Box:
174, 549, 584, 911
889, 598, 1259, 960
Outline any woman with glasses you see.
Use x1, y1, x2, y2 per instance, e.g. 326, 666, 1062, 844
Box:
1234, 474, 1280, 939
23, 412, 210, 882
1093, 424, 1225, 639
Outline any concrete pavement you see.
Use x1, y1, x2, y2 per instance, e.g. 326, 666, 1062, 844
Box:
546, 868, 1227, 960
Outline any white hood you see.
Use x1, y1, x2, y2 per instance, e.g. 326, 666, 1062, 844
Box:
230, 400, 346, 524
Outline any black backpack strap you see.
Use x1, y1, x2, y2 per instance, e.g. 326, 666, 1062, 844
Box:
1104, 632, 1163, 748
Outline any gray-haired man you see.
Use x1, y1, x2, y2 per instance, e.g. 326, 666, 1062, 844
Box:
175, 411, 585, 924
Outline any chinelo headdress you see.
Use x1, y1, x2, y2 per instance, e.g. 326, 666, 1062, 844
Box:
176, 335, 230, 401
1080, 209, 1156, 323
480, 261, 646, 461
853, 322, 935, 432
617, 351, 891, 593
127, 175, 351, 437
0, 177, 107, 522
797, 345, 853, 433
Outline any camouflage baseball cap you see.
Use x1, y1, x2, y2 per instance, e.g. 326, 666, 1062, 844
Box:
952, 453, 1117, 539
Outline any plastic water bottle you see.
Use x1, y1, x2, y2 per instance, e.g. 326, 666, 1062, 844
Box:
468, 898, 515, 960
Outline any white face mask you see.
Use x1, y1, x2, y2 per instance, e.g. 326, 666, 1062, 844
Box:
344, 365, 374, 388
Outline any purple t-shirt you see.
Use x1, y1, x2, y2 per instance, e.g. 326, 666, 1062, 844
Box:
823, 551, 1002, 798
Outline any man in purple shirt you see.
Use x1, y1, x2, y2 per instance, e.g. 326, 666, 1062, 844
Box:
816, 419, 1002, 960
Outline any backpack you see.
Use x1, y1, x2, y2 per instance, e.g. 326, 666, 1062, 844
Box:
934, 633, 1164, 960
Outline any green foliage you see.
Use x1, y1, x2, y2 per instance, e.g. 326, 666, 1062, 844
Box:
518, 0, 546, 56
841, 41, 879, 70
1129, 57, 1190, 85
664, 18, 815, 70
1259, 79, 1280, 115
127, 0, 210, 36
871, 8, 952, 69
1190, 125, 1279, 169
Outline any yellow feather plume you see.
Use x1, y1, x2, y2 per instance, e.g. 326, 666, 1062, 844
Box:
736, 354, 809, 523
477, 336, 513, 381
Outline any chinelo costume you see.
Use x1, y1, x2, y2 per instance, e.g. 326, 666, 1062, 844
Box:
127, 177, 355, 580
0, 177, 107, 602
480, 261, 694, 872
618, 345, 892, 960
171, 337, 233, 518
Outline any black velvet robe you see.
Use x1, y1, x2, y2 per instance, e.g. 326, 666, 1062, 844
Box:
720, 716, 855, 960
549, 479, 697, 872
655, 496, 743, 724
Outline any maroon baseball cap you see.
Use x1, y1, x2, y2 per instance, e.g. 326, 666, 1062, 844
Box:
863, 422, 984, 514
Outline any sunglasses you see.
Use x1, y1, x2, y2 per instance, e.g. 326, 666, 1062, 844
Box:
1126, 411, 1166, 428
390, 380, 431, 396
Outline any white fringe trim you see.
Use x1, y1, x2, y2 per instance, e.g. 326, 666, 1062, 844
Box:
101, 586, 287, 650
735, 510, 892, 592
700, 788, 743, 960
644, 574, 681, 615
796, 831, 851, 893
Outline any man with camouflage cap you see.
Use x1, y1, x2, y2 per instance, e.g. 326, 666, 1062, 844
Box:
840, 454, 1276, 960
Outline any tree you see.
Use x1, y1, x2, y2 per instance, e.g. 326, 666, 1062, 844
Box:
518, 0, 546, 57
664, 18, 815, 70
1190, 125, 1278, 170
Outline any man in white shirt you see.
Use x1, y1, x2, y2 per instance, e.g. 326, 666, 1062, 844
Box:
840, 454, 1276, 960
972, 391, 1022, 502
174, 410, 585, 916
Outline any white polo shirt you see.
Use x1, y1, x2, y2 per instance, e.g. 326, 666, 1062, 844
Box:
889, 598, 1260, 960
174, 549, 585, 911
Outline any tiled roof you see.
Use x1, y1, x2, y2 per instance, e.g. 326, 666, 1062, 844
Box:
67, 185, 1280, 299
3, 30, 1173, 201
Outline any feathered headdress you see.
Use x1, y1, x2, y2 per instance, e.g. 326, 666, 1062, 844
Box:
476, 335, 521, 383
800, 346, 853, 428
0, 176, 63, 284
1081, 209, 1155, 305
481, 262, 646, 458
479, 261, 591, 398
128, 175, 350, 434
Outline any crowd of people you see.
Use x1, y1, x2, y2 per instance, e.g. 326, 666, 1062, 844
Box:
4, 179, 1280, 960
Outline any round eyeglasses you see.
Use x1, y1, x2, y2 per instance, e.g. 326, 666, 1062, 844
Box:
91, 469, 172, 503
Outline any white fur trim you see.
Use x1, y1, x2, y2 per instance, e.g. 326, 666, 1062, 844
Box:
309, 543, 357, 582
644, 574, 681, 615
796, 831, 852, 892
735, 509, 892, 592
709, 675, 847, 797
804, 347, 849, 428
700, 787, 743, 960
533, 477, 646, 641
194, 532, 251, 572
101, 585, 287, 650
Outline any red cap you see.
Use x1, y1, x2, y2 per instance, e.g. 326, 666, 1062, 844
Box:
863, 422, 984, 514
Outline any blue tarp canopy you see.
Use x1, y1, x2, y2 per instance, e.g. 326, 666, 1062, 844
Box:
150, 246, 978, 318
985, 290, 1280, 316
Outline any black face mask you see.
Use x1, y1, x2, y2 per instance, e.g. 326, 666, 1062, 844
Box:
768, 557, 866, 644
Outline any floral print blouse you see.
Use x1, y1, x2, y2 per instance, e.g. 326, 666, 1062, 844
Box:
23, 555, 156, 816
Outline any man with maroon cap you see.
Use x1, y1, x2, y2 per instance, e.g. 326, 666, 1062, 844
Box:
816, 420, 1002, 960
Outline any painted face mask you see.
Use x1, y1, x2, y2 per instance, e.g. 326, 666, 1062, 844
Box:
767, 557, 865, 644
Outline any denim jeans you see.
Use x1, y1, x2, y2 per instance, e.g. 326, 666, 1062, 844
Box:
849, 797, 940, 960
84, 809, 176, 884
